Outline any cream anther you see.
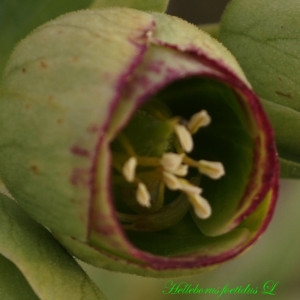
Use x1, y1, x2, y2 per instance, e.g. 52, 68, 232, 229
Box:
160, 153, 184, 173
179, 179, 203, 195
122, 157, 137, 182
173, 164, 189, 177
162, 172, 182, 190
174, 124, 194, 153
188, 193, 212, 219
163, 172, 202, 196
188, 110, 211, 134
198, 160, 225, 179
136, 182, 151, 208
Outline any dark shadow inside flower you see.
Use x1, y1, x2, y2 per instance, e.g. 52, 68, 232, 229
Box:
111, 76, 257, 256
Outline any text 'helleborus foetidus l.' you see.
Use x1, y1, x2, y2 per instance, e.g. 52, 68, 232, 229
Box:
0, 8, 278, 277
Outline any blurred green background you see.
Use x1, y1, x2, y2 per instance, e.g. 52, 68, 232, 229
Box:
81, 1, 300, 299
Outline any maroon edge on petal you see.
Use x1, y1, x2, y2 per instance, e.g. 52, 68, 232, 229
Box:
218, 65, 279, 229
232, 86, 279, 227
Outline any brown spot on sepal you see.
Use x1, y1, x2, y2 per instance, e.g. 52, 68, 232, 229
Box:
40, 61, 48, 69
29, 164, 40, 175
57, 118, 64, 125
48, 96, 55, 103
72, 56, 79, 63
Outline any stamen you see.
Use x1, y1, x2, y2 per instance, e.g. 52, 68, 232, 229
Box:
136, 182, 151, 208
188, 110, 211, 134
122, 157, 137, 182
187, 193, 212, 219
160, 152, 184, 173
163, 172, 203, 196
174, 124, 194, 153
198, 160, 225, 179
179, 179, 203, 195
173, 164, 189, 177
162, 172, 182, 190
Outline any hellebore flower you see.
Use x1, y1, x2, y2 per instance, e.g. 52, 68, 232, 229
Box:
0, 8, 278, 277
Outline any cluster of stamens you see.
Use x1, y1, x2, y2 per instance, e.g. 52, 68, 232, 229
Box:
121, 110, 225, 220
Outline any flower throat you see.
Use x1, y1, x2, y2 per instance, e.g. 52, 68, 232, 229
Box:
111, 99, 225, 232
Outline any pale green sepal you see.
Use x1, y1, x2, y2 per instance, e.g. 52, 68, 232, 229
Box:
0, 0, 92, 78
90, 0, 169, 12
261, 99, 300, 178
0, 8, 155, 240
0, 194, 105, 300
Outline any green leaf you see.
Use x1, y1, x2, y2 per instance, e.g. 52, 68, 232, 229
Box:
0, 194, 105, 300
90, 0, 169, 12
0, 255, 38, 300
261, 99, 300, 178
219, 0, 300, 178
0, 0, 92, 78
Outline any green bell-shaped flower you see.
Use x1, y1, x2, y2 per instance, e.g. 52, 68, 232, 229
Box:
0, 7, 278, 277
